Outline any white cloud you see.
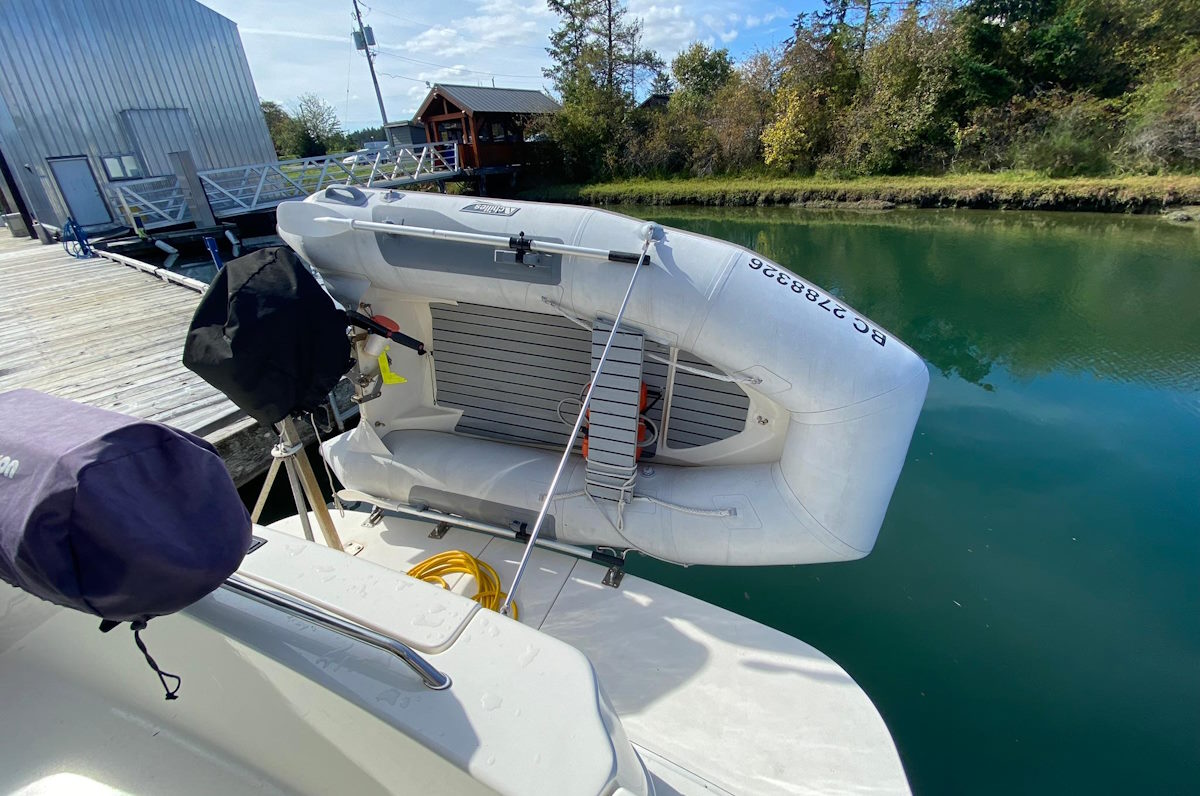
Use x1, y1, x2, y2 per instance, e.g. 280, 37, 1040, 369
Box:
199, 0, 799, 126
745, 8, 789, 30
701, 14, 739, 44
628, 4, 697, 55
240, 28, 345, 45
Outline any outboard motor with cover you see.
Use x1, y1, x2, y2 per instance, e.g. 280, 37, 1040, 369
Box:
182, 246, 355, 426
0, 389, 252, 698
182, 246, 425, 427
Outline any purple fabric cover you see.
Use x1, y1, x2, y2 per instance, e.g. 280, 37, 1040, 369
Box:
0, 389, 251, 623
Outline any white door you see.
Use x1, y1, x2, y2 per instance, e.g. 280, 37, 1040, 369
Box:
48, 157, 110, 227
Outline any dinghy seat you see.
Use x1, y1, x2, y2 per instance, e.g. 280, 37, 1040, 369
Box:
329, 428, 575, 539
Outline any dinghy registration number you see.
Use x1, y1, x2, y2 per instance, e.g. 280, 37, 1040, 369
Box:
747, 258, 887, 347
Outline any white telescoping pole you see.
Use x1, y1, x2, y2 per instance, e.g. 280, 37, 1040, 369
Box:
312, 216, 647, 265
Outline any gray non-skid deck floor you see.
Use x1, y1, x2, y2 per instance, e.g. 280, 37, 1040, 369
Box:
0, 235, 243, 436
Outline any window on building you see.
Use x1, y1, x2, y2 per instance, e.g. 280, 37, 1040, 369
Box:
101, 154, 144, 181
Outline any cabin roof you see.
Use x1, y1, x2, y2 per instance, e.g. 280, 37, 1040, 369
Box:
417, 84, 562, 117
640, 92, 672, 109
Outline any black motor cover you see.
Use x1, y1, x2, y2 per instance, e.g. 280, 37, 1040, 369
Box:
183, 246, 352, 426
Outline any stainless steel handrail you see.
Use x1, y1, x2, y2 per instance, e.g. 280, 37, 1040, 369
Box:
336, 488, 625, 568
222, 573, 451, 691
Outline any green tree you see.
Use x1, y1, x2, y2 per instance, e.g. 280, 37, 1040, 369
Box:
833, 3, 961, 174
293, 93, 343, 152
350, 126, 386, 145
671, 43, 734, 108
709, 51, 780, 170
544, 0, 599, 95
762, 86, 825, 170
1120, 51, 1200, 172
542, 0, 663, 179
649, 68, 673, 95
260, 99, 295, 158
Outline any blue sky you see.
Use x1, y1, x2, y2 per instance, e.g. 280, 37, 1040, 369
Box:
197, 1, 811, 130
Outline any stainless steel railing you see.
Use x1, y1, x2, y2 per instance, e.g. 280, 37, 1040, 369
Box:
222, 573, 451, 691
109, 142, 461, 228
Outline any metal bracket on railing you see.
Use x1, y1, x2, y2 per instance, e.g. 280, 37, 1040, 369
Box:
223, 573, 451, 690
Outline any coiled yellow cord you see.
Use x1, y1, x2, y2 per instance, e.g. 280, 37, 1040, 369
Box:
407, 550, 518, 620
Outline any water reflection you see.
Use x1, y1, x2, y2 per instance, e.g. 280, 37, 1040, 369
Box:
644, 207, 1200, 390
628, 206, 1200, 795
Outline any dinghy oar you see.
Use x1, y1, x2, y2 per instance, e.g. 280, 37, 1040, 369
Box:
499, 230, 659, 616
312, 215, 654, 266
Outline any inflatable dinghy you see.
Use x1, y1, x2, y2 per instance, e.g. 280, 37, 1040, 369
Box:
277, 187, 928, 566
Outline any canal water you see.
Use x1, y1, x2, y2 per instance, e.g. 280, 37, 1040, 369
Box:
620, 207, 1199, 794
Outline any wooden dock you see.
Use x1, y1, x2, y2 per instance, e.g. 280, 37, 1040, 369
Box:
0, 234, 278, 484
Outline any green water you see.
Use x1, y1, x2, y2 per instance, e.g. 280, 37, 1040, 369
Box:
622, 208, 1200, 794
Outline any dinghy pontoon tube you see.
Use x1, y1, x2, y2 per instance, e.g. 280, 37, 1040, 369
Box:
277, 188, 928, 566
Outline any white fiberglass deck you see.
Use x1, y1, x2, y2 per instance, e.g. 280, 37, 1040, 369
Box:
269, 507, 910, 795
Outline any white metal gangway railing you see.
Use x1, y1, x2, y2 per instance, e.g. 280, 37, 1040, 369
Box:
109, 142, 461, 229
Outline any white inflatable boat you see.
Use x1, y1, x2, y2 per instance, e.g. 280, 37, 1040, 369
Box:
277, 187, 928, 567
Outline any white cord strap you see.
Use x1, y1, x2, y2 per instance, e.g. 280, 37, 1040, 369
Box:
539, 297, 762, 386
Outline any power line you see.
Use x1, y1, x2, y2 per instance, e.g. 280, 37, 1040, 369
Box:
358, 1, 550, 54
376, 70, 432, 84
374, 50, 544, 80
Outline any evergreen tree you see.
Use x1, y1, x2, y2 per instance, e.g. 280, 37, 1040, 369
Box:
542, 0, 664, 178
544, 0, 600, 97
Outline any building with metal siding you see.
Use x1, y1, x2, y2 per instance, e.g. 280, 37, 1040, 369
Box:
0, 0, 276, 232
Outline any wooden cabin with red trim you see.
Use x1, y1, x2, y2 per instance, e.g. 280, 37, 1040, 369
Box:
415, 84, 561, 171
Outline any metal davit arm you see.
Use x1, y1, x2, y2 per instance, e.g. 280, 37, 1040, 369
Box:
222, 573, 451, 691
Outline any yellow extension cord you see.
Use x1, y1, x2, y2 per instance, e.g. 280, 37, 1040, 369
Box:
407, 550, 518, 620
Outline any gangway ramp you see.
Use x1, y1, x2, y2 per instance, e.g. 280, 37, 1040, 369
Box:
109, 143, 462, 229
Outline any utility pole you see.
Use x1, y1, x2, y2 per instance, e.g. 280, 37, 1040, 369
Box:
352, 0, 389, 127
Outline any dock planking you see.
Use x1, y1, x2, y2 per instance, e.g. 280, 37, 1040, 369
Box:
0, 234, 281, 484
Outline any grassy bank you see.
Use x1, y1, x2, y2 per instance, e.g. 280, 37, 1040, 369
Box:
520, 173, 1200, 213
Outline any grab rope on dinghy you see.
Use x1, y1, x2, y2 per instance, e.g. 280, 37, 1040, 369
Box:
538, 297, 763, 385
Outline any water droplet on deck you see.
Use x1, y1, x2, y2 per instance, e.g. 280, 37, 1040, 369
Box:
413, 612, 445, 628
517, 645, 539, 668
486, 755, 496, 766
376, 688, 410, 708
480, 692, 503, 711
314, 565, 336, 582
